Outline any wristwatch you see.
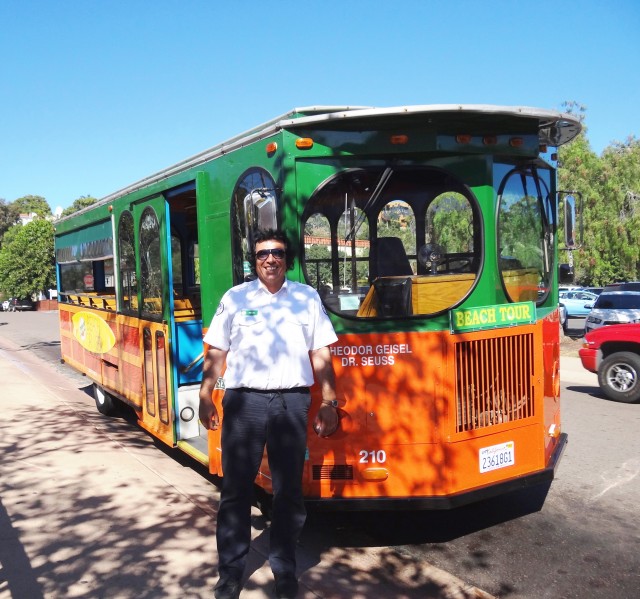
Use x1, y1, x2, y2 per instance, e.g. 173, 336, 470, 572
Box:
322, 399, 339, 408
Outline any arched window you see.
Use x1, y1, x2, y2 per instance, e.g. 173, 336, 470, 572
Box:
230, 168, 278, 285
118, 210, 137, 312
139, 207, 163, 317
497, 167, 552, 303
302, 166, 481, 318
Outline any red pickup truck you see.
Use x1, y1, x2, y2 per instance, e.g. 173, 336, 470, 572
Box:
579, 323, 640, 403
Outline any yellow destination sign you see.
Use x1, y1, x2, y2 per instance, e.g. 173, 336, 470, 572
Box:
450, 301, 535, 333
72, 311, 116, 354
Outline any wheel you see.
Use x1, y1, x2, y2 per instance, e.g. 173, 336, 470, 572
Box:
597, 352, 640, 403
93, 384, 118, 415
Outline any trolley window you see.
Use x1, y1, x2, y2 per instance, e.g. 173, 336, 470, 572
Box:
302, 166, 481, 318
497, 165, 553, 303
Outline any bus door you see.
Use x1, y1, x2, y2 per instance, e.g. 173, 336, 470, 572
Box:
165, 181, 204, 448
134, 196, 174, 446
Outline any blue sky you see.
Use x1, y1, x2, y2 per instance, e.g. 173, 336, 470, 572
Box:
1, 0, 638, 212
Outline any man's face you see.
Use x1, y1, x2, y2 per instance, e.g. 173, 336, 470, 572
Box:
254, 239, 287, 291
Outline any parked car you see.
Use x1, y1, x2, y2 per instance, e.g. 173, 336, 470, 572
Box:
558, 303, 567, 328
582, 287, 603, 296
559, 290, 598, 318
584, 291, 640, 334
579, 323, 640, 403
603, 281, 640, 292
8, 297, 35, 311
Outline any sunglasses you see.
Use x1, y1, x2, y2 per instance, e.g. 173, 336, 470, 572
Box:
256, 248, 286, 261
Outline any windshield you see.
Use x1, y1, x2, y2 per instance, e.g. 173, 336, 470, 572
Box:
496, 164, 553, 303
594, 293, 640, 310
302, 165, 482, 319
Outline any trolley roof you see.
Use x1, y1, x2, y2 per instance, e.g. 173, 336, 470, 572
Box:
67, 104, 582, 216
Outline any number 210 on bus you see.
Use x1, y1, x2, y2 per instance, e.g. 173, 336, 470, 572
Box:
55, 104, 581, 509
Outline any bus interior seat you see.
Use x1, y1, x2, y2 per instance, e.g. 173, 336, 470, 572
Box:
373, 277, 413, 317
370, 236, 413, 279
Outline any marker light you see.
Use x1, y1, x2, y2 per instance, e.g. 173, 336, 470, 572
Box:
266, 142, 277, 155
539, 143, 548, 153
456, 134, 472, 144
296, 137, 314, 149
390, 134, 409, 145
483, 135, 497, 145
509, 137, 524, 147
362, 468, 389, 481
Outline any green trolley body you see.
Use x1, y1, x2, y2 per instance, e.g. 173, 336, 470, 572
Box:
55, 105, 580, 508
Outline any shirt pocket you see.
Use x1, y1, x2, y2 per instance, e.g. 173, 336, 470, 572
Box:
236, 310, 265, 328
282, 313, 311, 346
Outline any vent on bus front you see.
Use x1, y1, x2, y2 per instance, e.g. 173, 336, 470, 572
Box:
312, 465, 354, 480
454, 333, 535, 433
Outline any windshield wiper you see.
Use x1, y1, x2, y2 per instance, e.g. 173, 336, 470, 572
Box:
345, 167, 393, 241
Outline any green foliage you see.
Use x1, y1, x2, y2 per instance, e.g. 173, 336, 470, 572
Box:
0, 219, 56, 298
11, 195, 52, 217
559, 121, 640, 285
61, 195, 98, 218
0, 199, 21, 243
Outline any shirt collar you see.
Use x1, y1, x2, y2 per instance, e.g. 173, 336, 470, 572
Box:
255, 277, 289, 296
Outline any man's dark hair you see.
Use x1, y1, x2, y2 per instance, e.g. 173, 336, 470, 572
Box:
250, 228, 295, 271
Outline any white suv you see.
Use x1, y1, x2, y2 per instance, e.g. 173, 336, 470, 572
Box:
584, 291, 640, 334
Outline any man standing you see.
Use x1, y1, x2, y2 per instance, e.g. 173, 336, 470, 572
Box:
199, 229, 340, 599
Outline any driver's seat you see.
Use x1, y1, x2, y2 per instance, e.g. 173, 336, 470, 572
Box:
370, 236, 413, 279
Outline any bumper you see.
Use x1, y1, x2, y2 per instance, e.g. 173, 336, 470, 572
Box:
305, 433, 568, 511
578, 347, 597, 373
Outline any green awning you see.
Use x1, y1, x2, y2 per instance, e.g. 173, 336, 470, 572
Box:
55, 220, 114, 263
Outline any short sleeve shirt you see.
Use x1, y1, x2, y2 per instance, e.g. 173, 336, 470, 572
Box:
203, 279, 338, 390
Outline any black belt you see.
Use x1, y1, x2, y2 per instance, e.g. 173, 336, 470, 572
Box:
233, 387, 309, 394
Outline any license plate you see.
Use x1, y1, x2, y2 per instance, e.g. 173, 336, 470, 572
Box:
479, 441, 515, 473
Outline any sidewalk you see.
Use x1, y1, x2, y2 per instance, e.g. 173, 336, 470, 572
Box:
0, 334, 493, 599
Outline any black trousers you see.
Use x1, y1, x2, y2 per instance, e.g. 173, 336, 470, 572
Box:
216, 387, 310, 582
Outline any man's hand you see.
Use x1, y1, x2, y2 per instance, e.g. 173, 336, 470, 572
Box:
198, 391, 220, 430
198, 347, 227, 431
313, 404, 339, 437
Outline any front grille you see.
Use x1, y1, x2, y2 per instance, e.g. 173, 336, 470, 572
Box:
312, 465, 354, 480
454, 333, 535, 433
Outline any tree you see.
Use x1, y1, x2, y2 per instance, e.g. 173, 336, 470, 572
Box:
0, 219, 56, 298
11, 195, 52, 218
0, 198, 20, 243
61, 195, 98, 218
558, 103, 640, 285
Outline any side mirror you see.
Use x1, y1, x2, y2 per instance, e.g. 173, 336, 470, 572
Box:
559, 191, 582, 249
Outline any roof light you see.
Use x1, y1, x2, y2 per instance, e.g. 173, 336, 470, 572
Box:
509, 137, 524, 147
266, 142, 277, 155
456, 134, 472, 144
296, 137, 314, 149
483, 135, 497, 145
390, 134, 409, 145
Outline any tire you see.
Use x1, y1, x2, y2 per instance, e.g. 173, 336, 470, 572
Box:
93, 384, 118, 415
597, 351, 640, 403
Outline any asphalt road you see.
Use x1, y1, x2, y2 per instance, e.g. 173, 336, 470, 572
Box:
2, 309, 638, 598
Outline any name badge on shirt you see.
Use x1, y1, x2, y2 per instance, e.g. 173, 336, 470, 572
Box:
242, 309, 260, 322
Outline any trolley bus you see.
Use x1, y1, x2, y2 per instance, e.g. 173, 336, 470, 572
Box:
54, 104, 581, 509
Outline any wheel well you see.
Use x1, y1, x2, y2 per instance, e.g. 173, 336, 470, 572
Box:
600, 341, 640, 360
